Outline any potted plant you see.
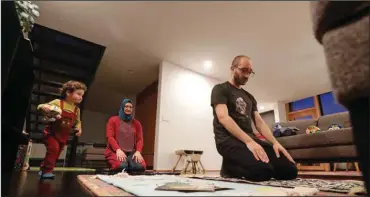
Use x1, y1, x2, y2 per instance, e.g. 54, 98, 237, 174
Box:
14, 1, 40, 40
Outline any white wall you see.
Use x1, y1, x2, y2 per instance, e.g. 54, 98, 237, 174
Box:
273, 101, 287, 123
154, 61, 223, 171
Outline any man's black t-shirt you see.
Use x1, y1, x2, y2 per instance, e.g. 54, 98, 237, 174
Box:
211, 81, 258, 145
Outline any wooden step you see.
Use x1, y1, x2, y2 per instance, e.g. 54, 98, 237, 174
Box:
34, 78, 63, 88
32, 90, 60, 98
32, 64, 87, 81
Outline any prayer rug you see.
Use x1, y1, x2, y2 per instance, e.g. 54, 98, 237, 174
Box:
188, 176, 364, 194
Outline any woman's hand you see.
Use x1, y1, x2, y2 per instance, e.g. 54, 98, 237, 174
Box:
116, 149, 127, 162
133, 151, 144, 163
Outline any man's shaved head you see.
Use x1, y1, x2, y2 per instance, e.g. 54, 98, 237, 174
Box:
231, 55, 251, 68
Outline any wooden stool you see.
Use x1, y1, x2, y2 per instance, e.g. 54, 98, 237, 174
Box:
172, 150, 205, 174
183, 153, 205, 174
333, 162, 360, 172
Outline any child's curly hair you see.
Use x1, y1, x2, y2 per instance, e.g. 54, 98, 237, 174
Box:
60, 80, 87, 99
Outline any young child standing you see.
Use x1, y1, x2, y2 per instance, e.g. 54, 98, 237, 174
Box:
37, 80, 87, 179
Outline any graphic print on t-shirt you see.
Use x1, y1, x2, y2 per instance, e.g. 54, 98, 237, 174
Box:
235, 97, 247, 115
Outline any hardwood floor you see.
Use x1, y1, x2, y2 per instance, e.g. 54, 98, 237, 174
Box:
8, 171, 96, 197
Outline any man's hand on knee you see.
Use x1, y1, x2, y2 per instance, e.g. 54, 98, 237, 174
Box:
272, 142, 295, 163
246, 141, 269, 163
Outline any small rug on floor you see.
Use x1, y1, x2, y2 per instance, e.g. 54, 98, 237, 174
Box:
94, 173, 323, 196
78, 175, 132, 196
189, 176, 364, 194
78, 175, 346, 196
29, 167, 95, 172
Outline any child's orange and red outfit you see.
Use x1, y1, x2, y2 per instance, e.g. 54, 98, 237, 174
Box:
38, 99, 81, 176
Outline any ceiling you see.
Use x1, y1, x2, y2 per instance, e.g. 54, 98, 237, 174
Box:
35, 1, 332, 111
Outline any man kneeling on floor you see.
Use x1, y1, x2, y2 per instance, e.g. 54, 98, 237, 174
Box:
211, 55, 297, 181
104, 99, 146, 173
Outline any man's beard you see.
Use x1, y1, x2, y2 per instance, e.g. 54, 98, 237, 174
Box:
234, 75, 248, 86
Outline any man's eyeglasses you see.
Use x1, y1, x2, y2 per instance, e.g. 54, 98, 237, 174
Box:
235, 67, 255, 77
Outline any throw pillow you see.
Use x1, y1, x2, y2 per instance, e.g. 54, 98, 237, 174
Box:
328, 124, 343, 130
306, 125, 321, 134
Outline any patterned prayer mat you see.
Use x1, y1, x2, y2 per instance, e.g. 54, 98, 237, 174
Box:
189, 176, 364, 194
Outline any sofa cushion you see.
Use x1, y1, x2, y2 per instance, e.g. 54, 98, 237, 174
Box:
277, 128, 353, 149
273, 119, 317, 135
317, 112, 351, 130
288, 145, 358, 161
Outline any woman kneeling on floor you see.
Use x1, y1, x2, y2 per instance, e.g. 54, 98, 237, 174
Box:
104, 98, 146, 173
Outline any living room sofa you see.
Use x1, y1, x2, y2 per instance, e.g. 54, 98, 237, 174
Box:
273, 112, 358, 162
